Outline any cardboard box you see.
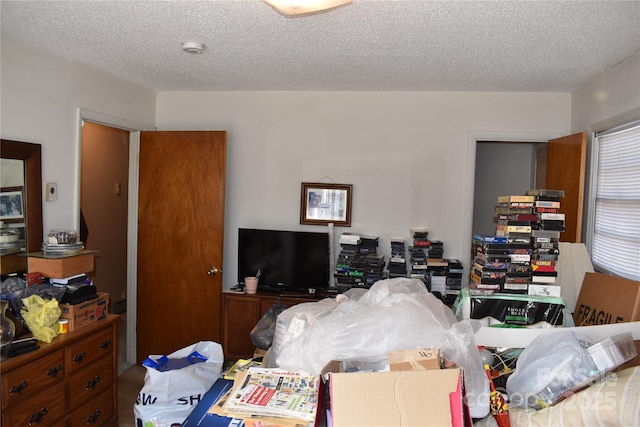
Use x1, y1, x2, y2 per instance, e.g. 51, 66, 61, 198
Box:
325, 368, 470, 427
572, 271, 640, 367
388, 348, 441, 371
59, 292, 109, 332
28, 252, 95, 278
573, 272, 640, 325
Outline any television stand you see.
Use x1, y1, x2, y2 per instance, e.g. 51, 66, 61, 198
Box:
222, 290, 324, 360
257, 285, 285, 293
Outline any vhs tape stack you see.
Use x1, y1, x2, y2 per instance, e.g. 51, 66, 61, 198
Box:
494, 194, 536, 293
444, 259, 464, 305
427, 241, 448, 296
387, 238, 408, 279
334, 233, 387, 291
526, 189, 565, 296
470, 189, 565, 296
360, 235, 386, 287
334, 233, 364, 290
470, 234, 511, 294
408, 228, 430, 288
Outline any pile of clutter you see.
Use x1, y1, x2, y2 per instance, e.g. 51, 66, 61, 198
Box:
133, 277, 638, 427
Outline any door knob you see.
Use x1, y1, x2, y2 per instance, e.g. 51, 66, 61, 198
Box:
207, 267, 220, 276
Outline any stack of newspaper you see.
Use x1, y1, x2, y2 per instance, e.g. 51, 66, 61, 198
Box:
213, 366, 321, 426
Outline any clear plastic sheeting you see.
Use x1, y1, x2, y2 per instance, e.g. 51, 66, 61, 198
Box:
506, 331, 638, 410
506, 331, 596, 409
274, 278, 490, 418
268, 289, 365, 366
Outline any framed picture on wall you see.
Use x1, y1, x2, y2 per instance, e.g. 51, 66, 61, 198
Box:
0, 187, 25, 221
300, 182, 352, 226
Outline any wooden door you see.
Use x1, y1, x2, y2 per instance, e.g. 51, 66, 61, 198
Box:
136, 131, 226, 363
545, 132, 587, 243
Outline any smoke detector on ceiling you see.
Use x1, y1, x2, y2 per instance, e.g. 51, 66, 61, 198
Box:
182, 41, 205, 54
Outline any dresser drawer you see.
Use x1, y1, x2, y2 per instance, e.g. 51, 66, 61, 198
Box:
1, 349, 64, 409
67, 354, 114, 409
68, 388, 115, 427
66, 327, 114, 375
2, 382, 66, 427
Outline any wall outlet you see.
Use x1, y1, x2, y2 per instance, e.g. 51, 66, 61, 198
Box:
46, 183, 57, 201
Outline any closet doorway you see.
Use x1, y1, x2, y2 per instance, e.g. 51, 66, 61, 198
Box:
81, 122, 130, 314
472, 141, 546, 237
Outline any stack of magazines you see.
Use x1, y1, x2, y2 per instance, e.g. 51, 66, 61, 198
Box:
213, 366, 321, 426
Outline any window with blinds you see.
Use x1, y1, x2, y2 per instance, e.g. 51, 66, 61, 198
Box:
590, 122, 640, 281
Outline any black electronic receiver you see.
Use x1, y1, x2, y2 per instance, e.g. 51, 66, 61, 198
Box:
6, 338, 39, 357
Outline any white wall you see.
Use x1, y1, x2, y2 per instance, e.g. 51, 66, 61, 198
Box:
0, 36, 157, 235
572, 53, 640, 133
571, 53, 640, 248
156, 91, 572, 289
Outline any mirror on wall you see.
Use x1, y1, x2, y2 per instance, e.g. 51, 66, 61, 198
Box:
0, 139, 43, 276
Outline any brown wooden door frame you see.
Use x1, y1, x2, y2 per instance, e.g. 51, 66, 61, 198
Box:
78, 109, 150, 366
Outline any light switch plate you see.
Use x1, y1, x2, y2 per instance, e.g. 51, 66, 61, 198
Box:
46, 183, 57, 201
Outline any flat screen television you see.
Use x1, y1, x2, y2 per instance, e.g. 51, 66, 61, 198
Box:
237, 228, 330, 291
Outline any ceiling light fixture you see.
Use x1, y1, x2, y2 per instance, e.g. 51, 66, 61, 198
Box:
182, 41, 205, 54
263, 0, 353, 17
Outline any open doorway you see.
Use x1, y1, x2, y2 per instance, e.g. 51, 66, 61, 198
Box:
81, 122, 131, 371
472, 141, 547, 237
79, 109, 147, 368
81, 122, 130, 314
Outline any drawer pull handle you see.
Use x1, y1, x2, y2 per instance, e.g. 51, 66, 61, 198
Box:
86, 409, 102, 424
99, 339, 111, 350
27, 407, 48, 425
9, 380, 28, 394
47, 364, 63, 377
73, 351, 87, 364
86, 375, 101, 390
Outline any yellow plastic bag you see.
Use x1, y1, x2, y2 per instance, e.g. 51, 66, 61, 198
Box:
21, 294, 61, 343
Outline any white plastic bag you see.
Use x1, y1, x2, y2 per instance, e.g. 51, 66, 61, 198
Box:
134, 341, 224, 427
506, 331, 595, 409
275, 278, 489, 418
266, 288, 369, 368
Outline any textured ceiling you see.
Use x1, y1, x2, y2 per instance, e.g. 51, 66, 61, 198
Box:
1, 0, 639, 92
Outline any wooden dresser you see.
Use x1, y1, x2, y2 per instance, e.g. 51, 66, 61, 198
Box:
1, 314, 120, 427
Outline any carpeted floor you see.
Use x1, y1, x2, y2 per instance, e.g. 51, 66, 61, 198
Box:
117, 312, 144, 426
118, 364, 146, 426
